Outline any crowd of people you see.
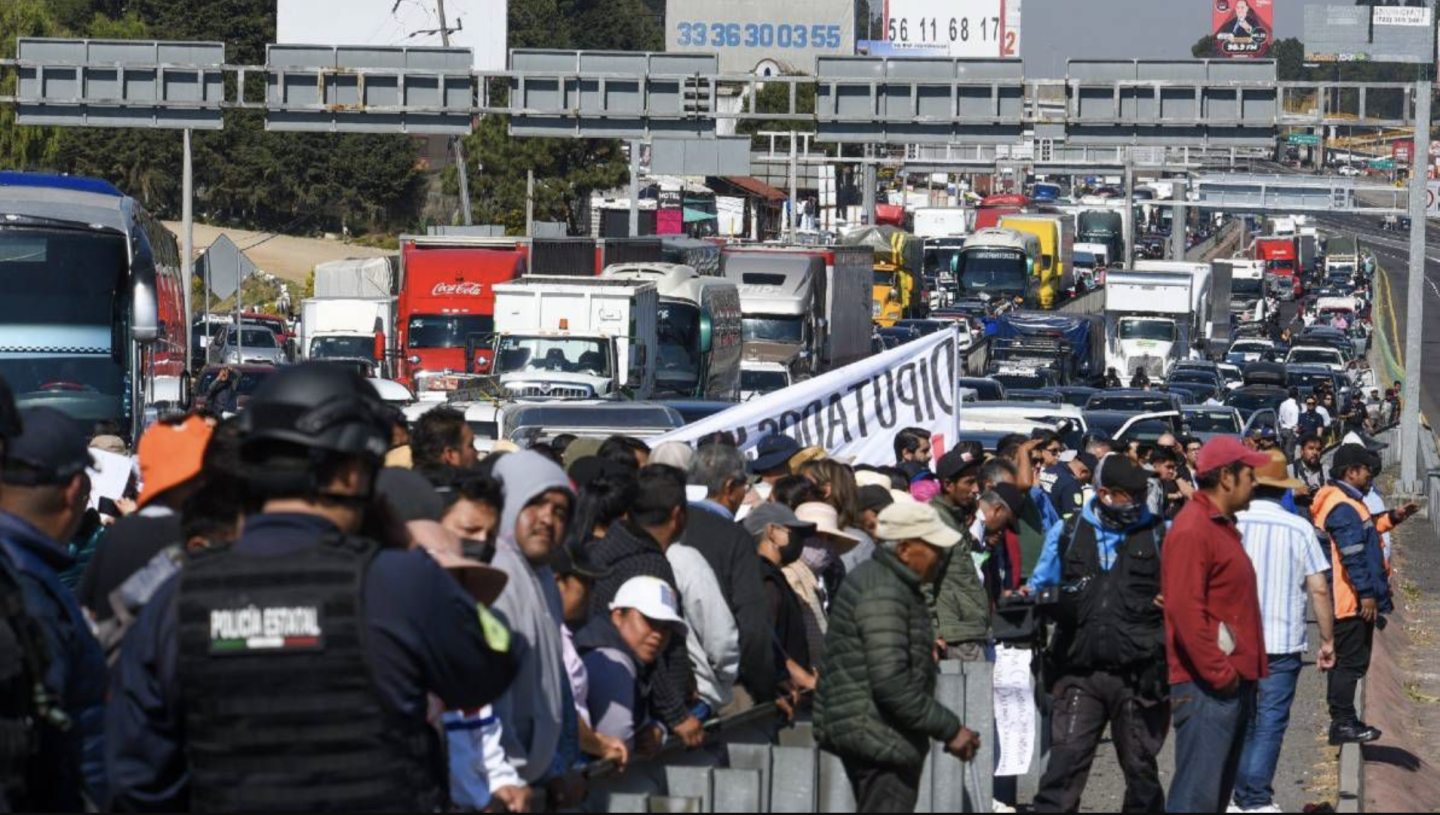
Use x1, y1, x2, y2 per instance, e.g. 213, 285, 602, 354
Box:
0, 360, 1421, 813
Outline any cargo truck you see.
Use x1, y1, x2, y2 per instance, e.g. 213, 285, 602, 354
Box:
299, 298, 393, 367
602, 263, 744, 401
973, 193, 1028, 231
490, 276, 660, 400
1254, 236, 1301, 300
1104, 270, 1205, 380
1326, 235, 1359, 276
999, 213, 1075, 309
1077, 209, 1126, 267
839, 227, 924, 328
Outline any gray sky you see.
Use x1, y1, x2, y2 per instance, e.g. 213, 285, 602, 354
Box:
1020, 0, 1367, 77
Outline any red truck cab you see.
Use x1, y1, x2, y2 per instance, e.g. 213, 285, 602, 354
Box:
1254, 236, 1302, 298
396, 237, 530, 394
973, 194, 1029, 231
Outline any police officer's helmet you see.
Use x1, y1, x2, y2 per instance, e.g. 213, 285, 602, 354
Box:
238, 362, 390, 468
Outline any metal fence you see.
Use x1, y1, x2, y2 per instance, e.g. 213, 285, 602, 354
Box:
583, 660, 998, 813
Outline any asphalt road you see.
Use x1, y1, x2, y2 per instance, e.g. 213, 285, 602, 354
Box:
1309, 212, 1440, 423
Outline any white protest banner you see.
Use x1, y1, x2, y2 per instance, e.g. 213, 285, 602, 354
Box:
654, 327, 963, 466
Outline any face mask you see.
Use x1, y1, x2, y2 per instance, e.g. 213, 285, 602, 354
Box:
1098, 497, 1144, 529
778, 529, 807, 566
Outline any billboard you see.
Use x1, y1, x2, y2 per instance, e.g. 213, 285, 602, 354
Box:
1303, 4, 1434, 65
1213, 0, 1273, 58
883, 0, 1023, 59
276, 0, 507, 71
665, 0, 855, 75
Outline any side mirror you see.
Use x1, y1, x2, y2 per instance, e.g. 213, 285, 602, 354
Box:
699, 311, 714, 355
132, 280, 159, 344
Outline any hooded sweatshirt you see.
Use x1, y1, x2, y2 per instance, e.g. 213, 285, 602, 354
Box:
489, 451, 574, 784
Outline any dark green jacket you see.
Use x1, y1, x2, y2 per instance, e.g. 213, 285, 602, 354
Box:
928, 498, 992, 644
814, 548, 962, 770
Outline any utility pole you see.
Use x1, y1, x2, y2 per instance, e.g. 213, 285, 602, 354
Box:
183, 128, 194, 331
435, 0, 473, 225
1123, 157, 1135, 269
628, 140, 641, 237
526, 169, 535, 236
1400, 74, 1431, 492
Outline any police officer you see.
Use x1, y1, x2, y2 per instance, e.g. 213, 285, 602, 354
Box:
107, 363, 519, 811
0, 406, 106, 812
1027, 455, 1169, 813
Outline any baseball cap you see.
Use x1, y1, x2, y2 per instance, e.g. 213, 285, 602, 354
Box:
1097, 455, 1153, 497
989, 482, 1026, 521
136, 415, 215, 509
549, 540, 613, 581
609, 576, 688, 633
741, 502, 817, 540
874, 501, 962, 549
795, 502, 863, 553
1253, 449, 1306, 491
748, 435, 802, 476
3, 408, 93, 486
935, 448, 982, 482
1195, 436, 1271, 476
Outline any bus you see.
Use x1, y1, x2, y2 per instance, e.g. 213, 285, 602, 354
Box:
0, 173, 188, 442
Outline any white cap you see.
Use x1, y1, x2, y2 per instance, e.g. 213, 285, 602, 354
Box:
609, 576, 688, 632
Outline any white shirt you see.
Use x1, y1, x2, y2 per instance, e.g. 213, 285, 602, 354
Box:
445, 705, 523, 809
665, 543, 741, 711
1278, 398, 1301, 431
1236, 499, 1331, 655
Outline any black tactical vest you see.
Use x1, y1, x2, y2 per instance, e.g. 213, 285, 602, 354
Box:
177, 534, 444, 813
0, 559, 52, 810
1049, 515, 1166, 671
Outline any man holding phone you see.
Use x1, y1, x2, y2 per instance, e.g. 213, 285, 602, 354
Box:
1310, 444, 1420, 746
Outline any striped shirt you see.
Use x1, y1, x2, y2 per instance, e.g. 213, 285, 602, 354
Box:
1236, 499, 1332, 655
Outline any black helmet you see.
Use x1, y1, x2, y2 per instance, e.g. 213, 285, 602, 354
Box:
238, 363, 390, 465
0, 376, 20, 441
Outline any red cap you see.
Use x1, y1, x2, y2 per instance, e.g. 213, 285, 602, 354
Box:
1195, 436, 1271, 477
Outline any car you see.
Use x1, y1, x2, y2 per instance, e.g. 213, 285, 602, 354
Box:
190, 320, 230, 372
1160, 384, 1205, 405
1216, 363, 1244, 390
961, 402, 1088, 449
990, 369, 1060, 391
1181, 406, 1244, 441
1338, 165, 1362, 177
1082, 410, 1183, 445
208, 324, 287, 367
1286, 364, 1343, 398
1242, 361, 1288, 388
1225, 385, 1290, 421
1052, 386, 1099, 409
503, 401, 687, 444
1285, 345, 1347, 374
1003, 389, 1064, 404
958, 377, 1008, 403
1084, 389, 1184, 414
1168, 368, 1226, 394
740, 362, 791, 402
893, 319, 953, 337
1225, 339, 1276, 366
193, 365, 277, 413
877, 326, 923, 346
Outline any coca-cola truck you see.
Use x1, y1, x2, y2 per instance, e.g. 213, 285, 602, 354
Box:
396, 236, 530, 394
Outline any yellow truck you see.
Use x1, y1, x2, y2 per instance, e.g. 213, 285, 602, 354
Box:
842, 226, 922, 327
999, 214, 1075, 310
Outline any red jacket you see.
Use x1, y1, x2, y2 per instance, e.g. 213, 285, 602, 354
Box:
1162, 491, 1269, 688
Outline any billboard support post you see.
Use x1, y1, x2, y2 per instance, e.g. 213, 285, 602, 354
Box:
629, 140, 641, 238
1401, 76, 1431, 493
863, 149, 877, 227
1123, 158, 1135, 269
183, 128, 194, 333
787, 135, 798, 241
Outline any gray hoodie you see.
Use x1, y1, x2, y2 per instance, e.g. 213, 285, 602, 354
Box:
489, 451, 574, 784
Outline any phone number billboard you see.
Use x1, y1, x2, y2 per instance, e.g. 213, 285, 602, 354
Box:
665, 0, 856, 75
883, 0, 1023, 59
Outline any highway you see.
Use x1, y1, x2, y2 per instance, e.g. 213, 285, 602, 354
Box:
1309, 212, 1440, 425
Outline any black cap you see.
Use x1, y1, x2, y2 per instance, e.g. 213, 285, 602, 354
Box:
1097, 455, 1152, 497
3, 408, 92, 487
747, 435, 802, 476
935, 448, 982, 482
858, 485, 896, 515
549, 541, 612, 580
1075, 452, 1100, 474
989, 482, 1026, 522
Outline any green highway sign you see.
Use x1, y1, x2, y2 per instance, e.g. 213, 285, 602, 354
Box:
1369, 158, 1397, 170
1287, 133, 1321, 146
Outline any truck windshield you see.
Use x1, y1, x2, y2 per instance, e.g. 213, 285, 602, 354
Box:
495, 336, 609, 376
0, 227, 128, 424
959, 250, 1028, 294
310, 336, 374, 360
1265, 260, 1295, 273
656, 302, 701, 392
1232, 277, 1264, 296
741, 368, 789, 394
1119, 319, 1177, 342
743, 316, 804, 344
407, 315, 495, 349
873, 270, 897, 287
1073, 251, 1096, 268
924, 248, 963, 275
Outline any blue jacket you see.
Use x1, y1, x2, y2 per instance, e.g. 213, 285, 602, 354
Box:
0, 512, 108, 810
1028, 499, 1160, 592
1323, 481, 1393, 615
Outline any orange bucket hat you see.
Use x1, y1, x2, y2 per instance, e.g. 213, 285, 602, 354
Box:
136, 415, 214, 509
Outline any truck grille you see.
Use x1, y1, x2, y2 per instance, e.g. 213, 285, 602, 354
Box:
506, 384, 593, 400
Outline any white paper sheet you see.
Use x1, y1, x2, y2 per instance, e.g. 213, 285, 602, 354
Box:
993, 643, 1036, 777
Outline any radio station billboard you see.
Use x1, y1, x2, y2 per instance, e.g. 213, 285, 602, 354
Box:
883, 0, 1023, 59
1213, 0, 1274, 58
277, 0, 507, 71
665, 0, 855, 75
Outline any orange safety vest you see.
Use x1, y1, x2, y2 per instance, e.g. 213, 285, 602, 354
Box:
1311, 485, 1394, 621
